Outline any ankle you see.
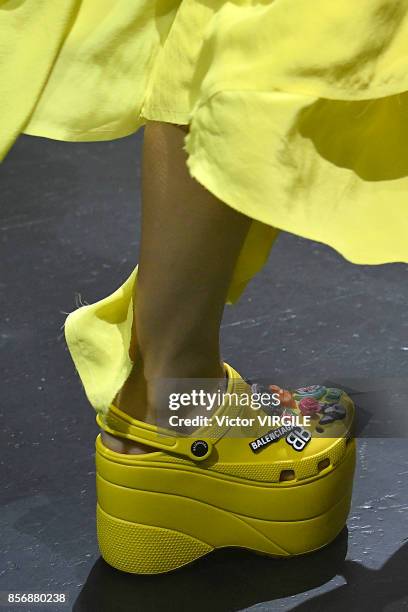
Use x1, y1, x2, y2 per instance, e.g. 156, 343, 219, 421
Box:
145, 354, 224, 383
141, 334, 223, 379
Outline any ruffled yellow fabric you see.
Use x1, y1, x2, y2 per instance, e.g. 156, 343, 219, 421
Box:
2, 0, 408, 412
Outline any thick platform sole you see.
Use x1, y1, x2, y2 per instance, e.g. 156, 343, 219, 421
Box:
96, 440, 356, 574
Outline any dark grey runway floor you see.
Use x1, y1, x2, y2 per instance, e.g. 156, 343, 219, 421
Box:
1, 132, 408, 611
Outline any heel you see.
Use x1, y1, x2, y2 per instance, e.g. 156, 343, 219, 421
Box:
96, 504, 213, 574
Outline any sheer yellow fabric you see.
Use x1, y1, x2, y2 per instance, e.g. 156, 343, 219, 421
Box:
2, 0, 408, 412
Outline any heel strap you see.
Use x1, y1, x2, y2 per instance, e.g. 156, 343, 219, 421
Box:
97, 362, 249, 462
97, 404, 214, 462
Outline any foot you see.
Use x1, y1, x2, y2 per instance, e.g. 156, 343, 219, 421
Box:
100, 430, 152, 454
100, 360, 153, 453
101, 362, 227, 455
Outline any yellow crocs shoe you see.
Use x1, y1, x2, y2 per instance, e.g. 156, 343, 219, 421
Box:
95, 363, 356, 574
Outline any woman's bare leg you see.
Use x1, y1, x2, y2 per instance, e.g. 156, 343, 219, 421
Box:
102, 120, 251, 453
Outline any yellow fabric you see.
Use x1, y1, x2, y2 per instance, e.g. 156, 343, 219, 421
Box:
2, 0, 408, 412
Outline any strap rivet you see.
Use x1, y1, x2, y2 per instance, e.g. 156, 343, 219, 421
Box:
191, 440, 209, 458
